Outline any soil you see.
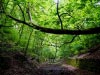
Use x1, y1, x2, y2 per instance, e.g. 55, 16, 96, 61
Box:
0, 51, 40, 75
0, 49, 100, 75
39, 63, 100, 75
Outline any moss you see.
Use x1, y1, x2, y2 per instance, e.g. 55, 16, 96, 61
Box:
67, 59, 79, 67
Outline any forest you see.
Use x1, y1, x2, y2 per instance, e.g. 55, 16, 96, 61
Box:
0, 0, 100, 75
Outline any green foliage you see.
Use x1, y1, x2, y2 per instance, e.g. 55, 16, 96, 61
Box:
0, 0, 100, 62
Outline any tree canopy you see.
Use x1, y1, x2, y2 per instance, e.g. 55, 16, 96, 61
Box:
0, 0, 100, 60
1, 0, 100, 35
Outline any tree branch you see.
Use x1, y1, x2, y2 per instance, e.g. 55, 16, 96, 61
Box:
64, 35, 77, 44
17, 4, 25, 21
60, 12, 73, 18
6, 14, 100, 35
0, 24, 13, 28
59, 35, 77, 47
26, 2, 33, 23
56, 0, 63, 30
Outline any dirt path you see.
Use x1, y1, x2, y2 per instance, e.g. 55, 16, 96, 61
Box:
38, 63, 99, 75
0, 50, 99, 75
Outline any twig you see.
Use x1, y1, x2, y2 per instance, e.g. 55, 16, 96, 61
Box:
17, 4, 25, 21
60, 35, 77, 47
60, 12, 73, 18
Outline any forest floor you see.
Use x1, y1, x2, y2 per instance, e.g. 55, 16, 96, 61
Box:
0, 50, 100, 75
38, 63, 100, 75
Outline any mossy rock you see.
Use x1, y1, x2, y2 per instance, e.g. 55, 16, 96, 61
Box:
67, 59, 79, 67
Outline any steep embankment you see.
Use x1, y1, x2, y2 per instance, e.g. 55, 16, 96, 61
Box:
67, 44, 100, 73
0, 51, 40, 75
0, 41, 100, 75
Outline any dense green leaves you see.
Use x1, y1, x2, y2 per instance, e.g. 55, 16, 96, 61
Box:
0, 0, 100, 62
